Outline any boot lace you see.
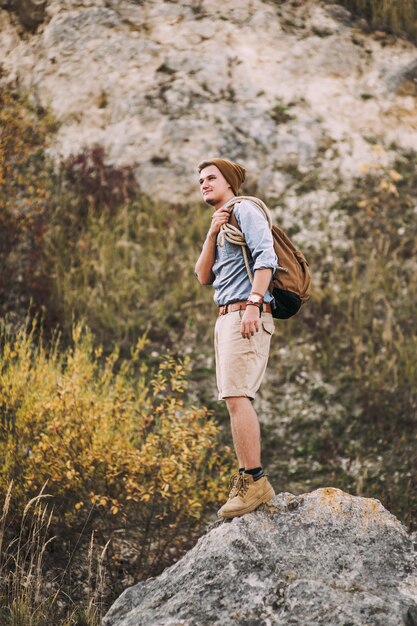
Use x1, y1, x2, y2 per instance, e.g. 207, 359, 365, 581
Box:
228, 472, 240, 498
236, 474, 249, 497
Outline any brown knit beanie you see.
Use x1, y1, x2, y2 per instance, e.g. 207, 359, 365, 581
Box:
203, 158, 246, 195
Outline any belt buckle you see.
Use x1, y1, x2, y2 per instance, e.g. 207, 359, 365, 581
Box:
219, 304, 229, 316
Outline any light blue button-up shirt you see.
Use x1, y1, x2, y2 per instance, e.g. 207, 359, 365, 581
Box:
212, 198, 277, 306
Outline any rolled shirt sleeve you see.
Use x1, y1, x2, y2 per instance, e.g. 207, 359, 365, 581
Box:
234, 200, 278, 272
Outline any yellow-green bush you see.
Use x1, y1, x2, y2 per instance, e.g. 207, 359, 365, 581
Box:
0, 87, 57, 215
0, 86, 58, 326
0, 318, 232, 583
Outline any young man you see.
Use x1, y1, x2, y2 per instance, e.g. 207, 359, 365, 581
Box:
194, 158, 277, 519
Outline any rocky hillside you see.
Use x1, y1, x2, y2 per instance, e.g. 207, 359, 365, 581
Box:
1, 0, 417, 207
103, 488, 417, 626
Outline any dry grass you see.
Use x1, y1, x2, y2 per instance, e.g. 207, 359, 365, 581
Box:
0, 483, 105, 626
334, 0, 417, 42
263, 152, 417, 530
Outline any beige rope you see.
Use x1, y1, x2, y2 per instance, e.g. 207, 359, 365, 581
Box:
224, 195, 273, 228
220, 221, 254, 283
218, 196, 274, 284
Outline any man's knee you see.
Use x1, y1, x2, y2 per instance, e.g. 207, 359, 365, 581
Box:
225, 396, 250, 413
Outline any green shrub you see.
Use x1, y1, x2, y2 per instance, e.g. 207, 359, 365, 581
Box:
44, 172, 213, 353
264, 153, 417, 529
0, 86, 215, 354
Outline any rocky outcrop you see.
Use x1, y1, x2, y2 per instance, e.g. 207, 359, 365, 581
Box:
103, 488, 417, 626
1, 0, 417, 202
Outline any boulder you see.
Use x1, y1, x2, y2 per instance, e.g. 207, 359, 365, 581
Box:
103, 487, 417, 626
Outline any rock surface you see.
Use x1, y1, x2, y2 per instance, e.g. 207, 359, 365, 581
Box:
103, 488, 417, 626
1, 0, 417, 201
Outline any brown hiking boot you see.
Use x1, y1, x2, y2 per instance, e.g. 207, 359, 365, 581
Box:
217, 473, 275, 519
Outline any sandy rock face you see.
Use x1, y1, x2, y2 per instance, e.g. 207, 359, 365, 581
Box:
103, 487, 417, 626
1, 0, 417, 201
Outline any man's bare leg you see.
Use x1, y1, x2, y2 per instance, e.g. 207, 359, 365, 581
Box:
225, 396, 261, 470
229, 413, 244, 469
218, 395, 274, 518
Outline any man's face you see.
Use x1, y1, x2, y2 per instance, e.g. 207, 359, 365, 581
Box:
199, 165, 231, 207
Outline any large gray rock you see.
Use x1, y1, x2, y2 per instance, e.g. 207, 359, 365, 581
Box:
103, 488, 417, 626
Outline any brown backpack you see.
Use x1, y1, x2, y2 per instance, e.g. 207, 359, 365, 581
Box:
223, 196, 311, 319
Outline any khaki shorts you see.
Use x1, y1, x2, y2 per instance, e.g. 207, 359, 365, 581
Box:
214, 310, 275, 400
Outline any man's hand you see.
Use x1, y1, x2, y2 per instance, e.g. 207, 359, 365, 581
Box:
241, 305, 260, 339
195, 208, 230, 284
208, 208, 230, 239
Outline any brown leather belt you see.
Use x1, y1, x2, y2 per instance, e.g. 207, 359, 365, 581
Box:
218, 301, 272, 316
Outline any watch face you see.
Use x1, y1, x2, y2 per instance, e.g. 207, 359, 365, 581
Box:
249, 294, 262, 303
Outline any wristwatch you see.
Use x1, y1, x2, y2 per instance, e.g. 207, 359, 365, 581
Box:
246, 293, 264, 308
